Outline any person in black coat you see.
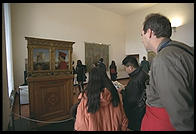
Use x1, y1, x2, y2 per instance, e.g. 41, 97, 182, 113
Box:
97, 58, 106, 72
76, 60, 87, 92
140, 56, 150, 74
119, 55, 149, 131
109, 60, 117, 81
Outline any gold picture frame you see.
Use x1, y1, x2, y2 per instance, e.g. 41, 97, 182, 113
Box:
25, 37, 74, 77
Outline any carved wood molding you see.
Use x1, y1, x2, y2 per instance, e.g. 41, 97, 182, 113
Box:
25, 37, 74, 48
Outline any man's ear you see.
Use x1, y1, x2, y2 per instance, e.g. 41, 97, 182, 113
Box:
128, 65, 133, 71
147, 28, 153, 39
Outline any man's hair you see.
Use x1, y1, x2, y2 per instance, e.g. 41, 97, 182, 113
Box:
99, 58, 104, 62
122, 55, 139, 68
77, 60, 82, 66
143, 56, 146, 60
143, 13, 172, 38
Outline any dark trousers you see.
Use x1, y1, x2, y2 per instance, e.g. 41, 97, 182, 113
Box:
110, 73, 117, 81
128, 108, 146, 131
78, 81, 84, 93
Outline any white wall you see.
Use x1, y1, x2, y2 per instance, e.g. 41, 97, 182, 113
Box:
11, 3, 194, 89
125, 3, 194, 63
3, 5, 11, 130
11, 3, 126, 88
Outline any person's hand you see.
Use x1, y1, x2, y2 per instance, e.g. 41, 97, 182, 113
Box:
117, 84, 125, 103
113, 81, 125, 93
118, 84, 125, 92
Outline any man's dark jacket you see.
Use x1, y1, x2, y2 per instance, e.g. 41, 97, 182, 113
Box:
121, 67, 149, 130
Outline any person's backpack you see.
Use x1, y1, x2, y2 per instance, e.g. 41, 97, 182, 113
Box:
70, 102, 79, 119
70, 89, 84, 120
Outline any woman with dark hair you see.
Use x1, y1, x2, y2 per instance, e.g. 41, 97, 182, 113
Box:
109, 60, 117, 81
74, 67, 128, 131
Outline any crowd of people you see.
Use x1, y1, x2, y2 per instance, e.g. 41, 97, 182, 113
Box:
71, 13, 194, 131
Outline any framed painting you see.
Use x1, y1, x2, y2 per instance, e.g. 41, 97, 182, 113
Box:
85, 42, 109, 72
55, 49, 70, 70
25, 37, 74, 77
33, 48, 50, 71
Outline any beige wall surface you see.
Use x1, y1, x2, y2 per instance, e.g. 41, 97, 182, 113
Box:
10, 3, 194, 92
11, 3, 126, 88
125, 3, 194, 63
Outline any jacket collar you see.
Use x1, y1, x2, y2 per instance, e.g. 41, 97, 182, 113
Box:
157, 38, 171, 53
128, 67, 141, 78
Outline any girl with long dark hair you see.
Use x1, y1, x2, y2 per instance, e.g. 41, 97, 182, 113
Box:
74, 67, 128, 131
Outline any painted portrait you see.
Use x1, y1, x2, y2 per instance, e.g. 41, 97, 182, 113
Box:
55, 49, 69, 70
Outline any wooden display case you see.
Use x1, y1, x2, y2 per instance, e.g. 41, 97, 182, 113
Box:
28, 75, 73, 123
25, 37, 75, 126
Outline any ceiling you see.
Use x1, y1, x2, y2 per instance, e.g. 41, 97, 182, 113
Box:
87, 3, 158, 16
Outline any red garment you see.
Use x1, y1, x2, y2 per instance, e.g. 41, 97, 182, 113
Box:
141, 105, 176, 131
58, 61, 67, 69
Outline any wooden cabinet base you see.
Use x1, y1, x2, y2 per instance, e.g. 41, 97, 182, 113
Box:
27, 75, 73, 127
